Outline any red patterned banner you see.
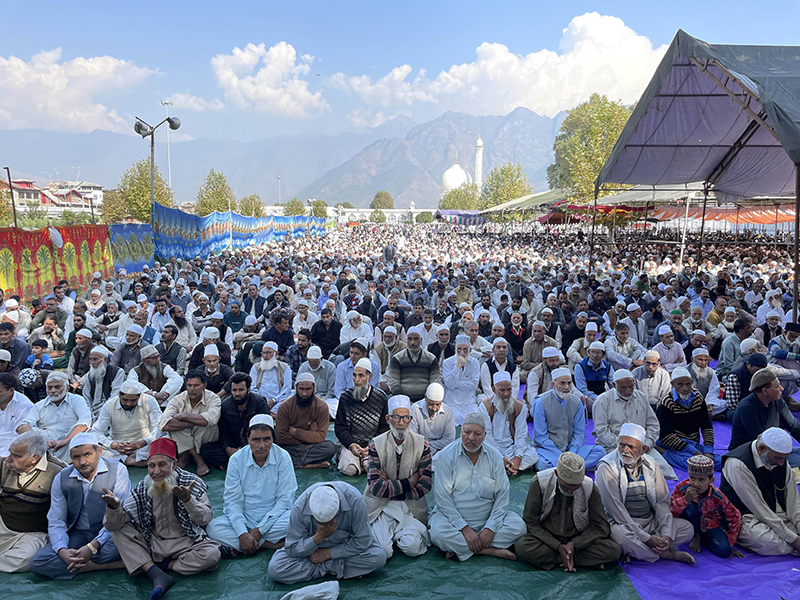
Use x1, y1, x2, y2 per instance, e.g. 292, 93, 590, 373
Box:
54, 225, 114, 289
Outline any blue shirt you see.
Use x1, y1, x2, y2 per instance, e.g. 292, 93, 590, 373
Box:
223, 445, 297, 537
531, 391, 586, 454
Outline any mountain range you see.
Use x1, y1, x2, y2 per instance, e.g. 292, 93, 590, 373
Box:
0, 108, 563, 210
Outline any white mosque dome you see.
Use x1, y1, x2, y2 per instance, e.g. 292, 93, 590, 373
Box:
441, 161, 472, 195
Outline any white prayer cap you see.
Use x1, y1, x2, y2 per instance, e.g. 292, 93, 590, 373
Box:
0, 350, 10, 362
388, 395, 411, 413
309, 485, 340, 523
692, 347, 710, 359
767, 310, 781, 319
671, 367, 692, 382
93, 271, 102, 279
68, 432, 99, 450
264, 341, 279, 351
455, 334, 470, 345
492, 371, 511, 386
140, 345, 159, 359
245, 315, 257, 326
426, 382, 444, 402
120, 380, 147, 395
627, 303, 641, 312
406, 326, 422, 338
307, 346, 322, 359
249, 414, 274, 429
740, 338, 759, 354
204, 345, 219, 358
124, 300, 136, 309
437, 324, 449, 333
346, 310, 360, 320
619, 423, 646, 444
90, 346, 108, 357
3, 311, 18, 323
297, 299, 309, 307
761, 427, 792, 454
211, 311, 224, 320
383, 325, 397, 336
724, 307, 736, 315
658, 325, 672, 336
491, 337, 508, 348
613, 369, 634, 382
552, 367, 571, 381
463, 412, 486, 430
645, 350, 660, 361
541, 308, 553, 315
458, 302, 471, 309
4, 299, 18, 309
615, 300, 626, 307
137, 294, 148, 302
296, 373, 316, 385
355, 357, 372, 373
205, 326, 220, 339
589, 341, 605, 352
541, 347, 560, 359
692, 329, 706, 337
90, 289, 101, 297
585, 322, 598, 332
76, 328, 93, 338
127, 325, 144, 336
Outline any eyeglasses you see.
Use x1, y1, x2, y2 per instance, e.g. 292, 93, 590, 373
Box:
389, 415, 413, 423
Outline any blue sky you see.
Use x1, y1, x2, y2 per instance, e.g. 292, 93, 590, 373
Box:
2, 1, 798, 141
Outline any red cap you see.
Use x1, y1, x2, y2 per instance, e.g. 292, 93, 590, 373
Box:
149, 437, 178, 459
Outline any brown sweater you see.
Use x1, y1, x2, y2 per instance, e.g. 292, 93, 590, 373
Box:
275, 395, 330, 446
0, 454, 65, 532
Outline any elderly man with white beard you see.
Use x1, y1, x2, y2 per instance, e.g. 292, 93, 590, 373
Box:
102, 437, 221, 599
91, 380, 163, 468
364, 395, 432, 559
595, 423, 695, 564
687, 347, 724, 418
442, 334, 481, 426
82, 346, 125, 421
128, 345, 183, 407
339, 310, 373, 344
17, 371, 91, 462
249, 341, 292, 416
429, 412, 526, 561
200, 345, 234, 396
592, 370, 676, 480
632, 350, 672, 406
531, 368, 605, 471
478, 371, 538, 476
334, 358, 389, 476
408, 382, 456, 464
296, 345, 338, 418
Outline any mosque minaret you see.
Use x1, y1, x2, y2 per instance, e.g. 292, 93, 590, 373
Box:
440, 138, 485, 199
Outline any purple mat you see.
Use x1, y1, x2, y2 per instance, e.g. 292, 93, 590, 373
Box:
522, 387, 800, 600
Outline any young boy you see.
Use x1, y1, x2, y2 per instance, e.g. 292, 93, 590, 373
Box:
670, 454, 743, 558
25, 339, 54, 371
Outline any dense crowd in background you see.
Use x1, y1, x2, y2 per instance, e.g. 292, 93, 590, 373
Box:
0, 222, 798, 597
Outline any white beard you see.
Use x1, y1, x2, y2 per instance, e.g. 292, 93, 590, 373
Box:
48, 389, 67, 402
89, 364, 106, 382
494, 394, 514, 415
260, 357, 277, 371
385, 339, 396, 349
621, 452, 639, 466
554, 388, 571, 401
390, 425, 406, 441
558, 484, 575, 497
694, 366, 710, 378
353, 384, 369, 401
144, 363, 161, 377
206, 365, 219, 374
145, 471, 178, 498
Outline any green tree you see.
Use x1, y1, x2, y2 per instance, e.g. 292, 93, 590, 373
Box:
118, 157, 174, 222
195, 168, 237, 217
239, 193, 264, 218
480, 162, 533, 210
439, 183, 479, 210
416, 211, 433, 223
0, 187, 11, 227
371, 208, 386, 223
24, 201, 47, 221
99, 189, 127, 224
334, 202, 354, 209
60, 211, 93, 226
282, 198, 306, 216
370, 190, 394, 210
546, 93, 633, 201
310, 199, 328, 219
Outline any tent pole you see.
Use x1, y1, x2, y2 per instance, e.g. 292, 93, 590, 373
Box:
774, 203, 779, 253
697, 186, 709, 265
794, 165, 799, 322
590, 189, 598, 261
679, 196, 691, 267
611, 205, 617, 250
735, 207, 740, 242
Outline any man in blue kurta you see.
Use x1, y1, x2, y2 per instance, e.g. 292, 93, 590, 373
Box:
268, 481, 386, 583
29, 432, 130, 579
207, 415, 297, 554
532, 368, 605, 471
428, 411, 526, 561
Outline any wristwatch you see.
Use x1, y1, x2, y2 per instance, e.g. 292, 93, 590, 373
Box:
86, 541, 99, 555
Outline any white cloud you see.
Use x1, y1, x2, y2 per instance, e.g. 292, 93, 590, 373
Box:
165, 92, 223, 112
346, 108, 396, 128
330, 12, 667, 117
210, 42, 329, 118
0, 48, 154, 133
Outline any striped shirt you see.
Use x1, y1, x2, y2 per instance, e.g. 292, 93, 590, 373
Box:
655, 389, 714, 452
624, 466, 652, 519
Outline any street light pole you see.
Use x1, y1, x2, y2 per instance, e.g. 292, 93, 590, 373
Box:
161, 99, 173, 189
3, 167, 17, 228
278, 176, 282, 204
134, 115, 181, 225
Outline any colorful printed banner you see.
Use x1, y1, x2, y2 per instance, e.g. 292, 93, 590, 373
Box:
434, 210, 486, 226
0, 225, 114, 301
153, 202, 326, 260
109, 224, 155, 276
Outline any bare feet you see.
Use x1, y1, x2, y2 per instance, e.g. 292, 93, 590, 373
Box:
621, 554, 631, 564
689, 533, 702, 554
444, 551, 456, 560
195, 459, 210, 477
479, 547, 517, 560
661, 548, 696, 564
261, 540, 285, 550
177, 453, 190, 469
299, 462, 331, 469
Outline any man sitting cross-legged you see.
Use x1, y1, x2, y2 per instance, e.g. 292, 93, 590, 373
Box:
29, 432, 130, 579
102, 437, 221, 599
515, 452, 620, 571
268, 482, 387, 584
428, 412, 526, 561
207, 415, 297, 556
275, 373, 337, 469
364, 395, 432, 559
